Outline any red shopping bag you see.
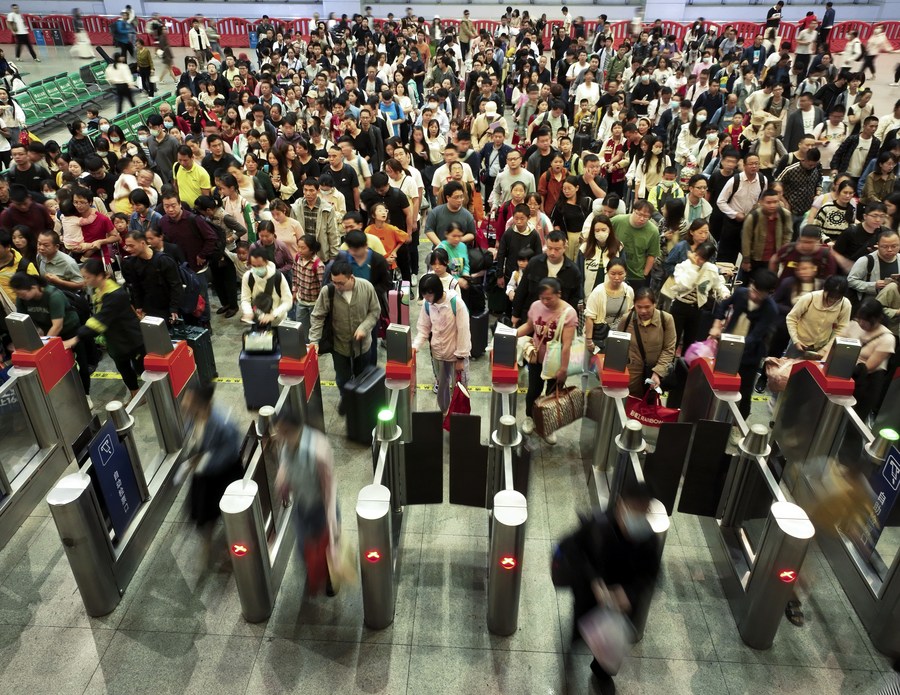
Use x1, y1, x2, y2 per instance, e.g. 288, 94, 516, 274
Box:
625, 391, 679, 427
304, 531, 330, 594
442, 378, 471, 431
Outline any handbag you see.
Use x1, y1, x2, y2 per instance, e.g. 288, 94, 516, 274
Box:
326, 537, 358, 591
625, 391, 679, 427
519, 335, 538, 365
533, 385, 584, 437
540, 307, 575, 380
442, 377, 471, 431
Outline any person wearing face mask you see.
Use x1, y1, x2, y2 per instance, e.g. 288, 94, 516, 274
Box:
146, 114, 179, 185
555, 483, 661, 694
629, 71, 657, 117
240, 246, 293, 326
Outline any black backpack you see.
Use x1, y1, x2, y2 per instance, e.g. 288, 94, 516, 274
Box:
60, 288, 91, 324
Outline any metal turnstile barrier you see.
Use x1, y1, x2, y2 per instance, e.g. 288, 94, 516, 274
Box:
670, 338, 816, 650
220, 406, 296, 623
0, 314, 98, 550
46, 318, 193, 616
577, 331, 669, 640
220, 320, 326, 623
774, 348, 900, 658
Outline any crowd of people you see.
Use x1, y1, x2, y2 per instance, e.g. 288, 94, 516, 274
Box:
1, 7, 899, 690
0, 7, 896, 431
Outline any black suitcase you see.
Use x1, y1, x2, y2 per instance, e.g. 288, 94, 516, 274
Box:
469, 307, 490, 359
343, 363, 386, 445
171, 323, 218, 384
238, 349, 281, 410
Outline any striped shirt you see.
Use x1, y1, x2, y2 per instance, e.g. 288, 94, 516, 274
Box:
292, 254, 325, 304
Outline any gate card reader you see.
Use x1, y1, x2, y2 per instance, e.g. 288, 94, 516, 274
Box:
714, 334, 744, 376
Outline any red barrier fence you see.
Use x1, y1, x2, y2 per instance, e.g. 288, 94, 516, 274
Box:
12, 15, 896, 55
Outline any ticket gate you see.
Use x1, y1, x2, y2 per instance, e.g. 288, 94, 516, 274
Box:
652, 337, 816, 650
275, 320, 326, 433
578, 330, 670, 640
774, 349, 900, 658
219, 322, 326, 623
0, 314, 97, 550
46, 318, 194, 616
219, 405, 295, 623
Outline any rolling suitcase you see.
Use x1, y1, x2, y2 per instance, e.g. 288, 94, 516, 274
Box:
343, 359, 386, 445
469, 307, 490, 359
239, 349, 282, 410
388, 279, 410, 325
171, 323, 218, 384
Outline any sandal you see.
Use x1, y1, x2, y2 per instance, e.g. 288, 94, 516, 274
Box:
785, 599, 804, 627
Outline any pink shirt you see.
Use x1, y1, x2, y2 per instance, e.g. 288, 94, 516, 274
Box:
528, 300, 577, 361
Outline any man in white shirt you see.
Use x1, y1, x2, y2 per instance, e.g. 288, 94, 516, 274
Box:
431, 144, 476, 197
7, 4, 37, 61
717, 153, 766, 263
647, 87, 676, 126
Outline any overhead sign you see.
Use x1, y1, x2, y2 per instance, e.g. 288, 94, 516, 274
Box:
89, 419, 141, 541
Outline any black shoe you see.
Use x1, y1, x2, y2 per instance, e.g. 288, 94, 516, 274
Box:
590, 660, 616, 694
754, 373, 768, 394
216, 306, 228, 315
223, 307, 238, 319
337, 399, 346, 416
325, 579, 337, 597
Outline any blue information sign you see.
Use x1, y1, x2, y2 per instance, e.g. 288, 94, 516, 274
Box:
89, 419, 141, 540
860, 446, 900, 557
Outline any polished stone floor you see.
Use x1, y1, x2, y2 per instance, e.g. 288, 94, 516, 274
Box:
3, 42, 898, 695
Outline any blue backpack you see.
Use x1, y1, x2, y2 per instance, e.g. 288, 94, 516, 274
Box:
177, 262, 206, 318
424, 295, 457, 317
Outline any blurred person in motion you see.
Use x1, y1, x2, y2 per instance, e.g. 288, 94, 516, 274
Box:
274, 413, 339, 596
556, 483, 661, 694
178, 383, 244, 549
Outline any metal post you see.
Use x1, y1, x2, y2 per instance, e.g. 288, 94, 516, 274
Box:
631, 498, 670, 641
609, 420, 646, 508
106, 401, 149, 501
489, 383, 517, 436
46, 472, 120, 616
738, 501, 814, 649
13, 368, 60, 449
592, 386, 628, 474
143, 371, 184, 454
220, 479, 274, 623
357, 483, 394, 629
487, 488, 527, 635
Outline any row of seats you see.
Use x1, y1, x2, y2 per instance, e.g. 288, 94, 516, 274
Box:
14, 61, 111, 131
103, 93, 175, 141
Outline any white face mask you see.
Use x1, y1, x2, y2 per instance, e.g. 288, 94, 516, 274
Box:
703, 56, 711, 63
707, 133, 718, 142
695, 114, 707, 124
594, 230, 609, 243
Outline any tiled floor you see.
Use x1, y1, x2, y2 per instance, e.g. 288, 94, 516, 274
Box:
3, 42, 899, 695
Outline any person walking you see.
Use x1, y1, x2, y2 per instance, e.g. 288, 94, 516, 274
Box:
308, 260, 381, 414
556, 482, 661, 694
70, 8, 93, 60
105, 53, 137, 113
413, 274, 471, 414
7, 5, 38, 62
618, 287, 677, 397
516, 277, 578, 445
178, 383, 244, 550
275, 414, 339, 597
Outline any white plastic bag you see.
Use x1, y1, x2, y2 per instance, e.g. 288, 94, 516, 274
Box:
577, 606, 636, 675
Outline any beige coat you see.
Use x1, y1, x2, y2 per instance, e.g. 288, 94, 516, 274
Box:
618, 308, 677, 396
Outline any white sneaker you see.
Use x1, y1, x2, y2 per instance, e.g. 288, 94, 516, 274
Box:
522, 417, 535, 435
892, 81, 900, 86
544, 431, 558, 445
86, 396, 94, 410
411, 273, 418, 287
